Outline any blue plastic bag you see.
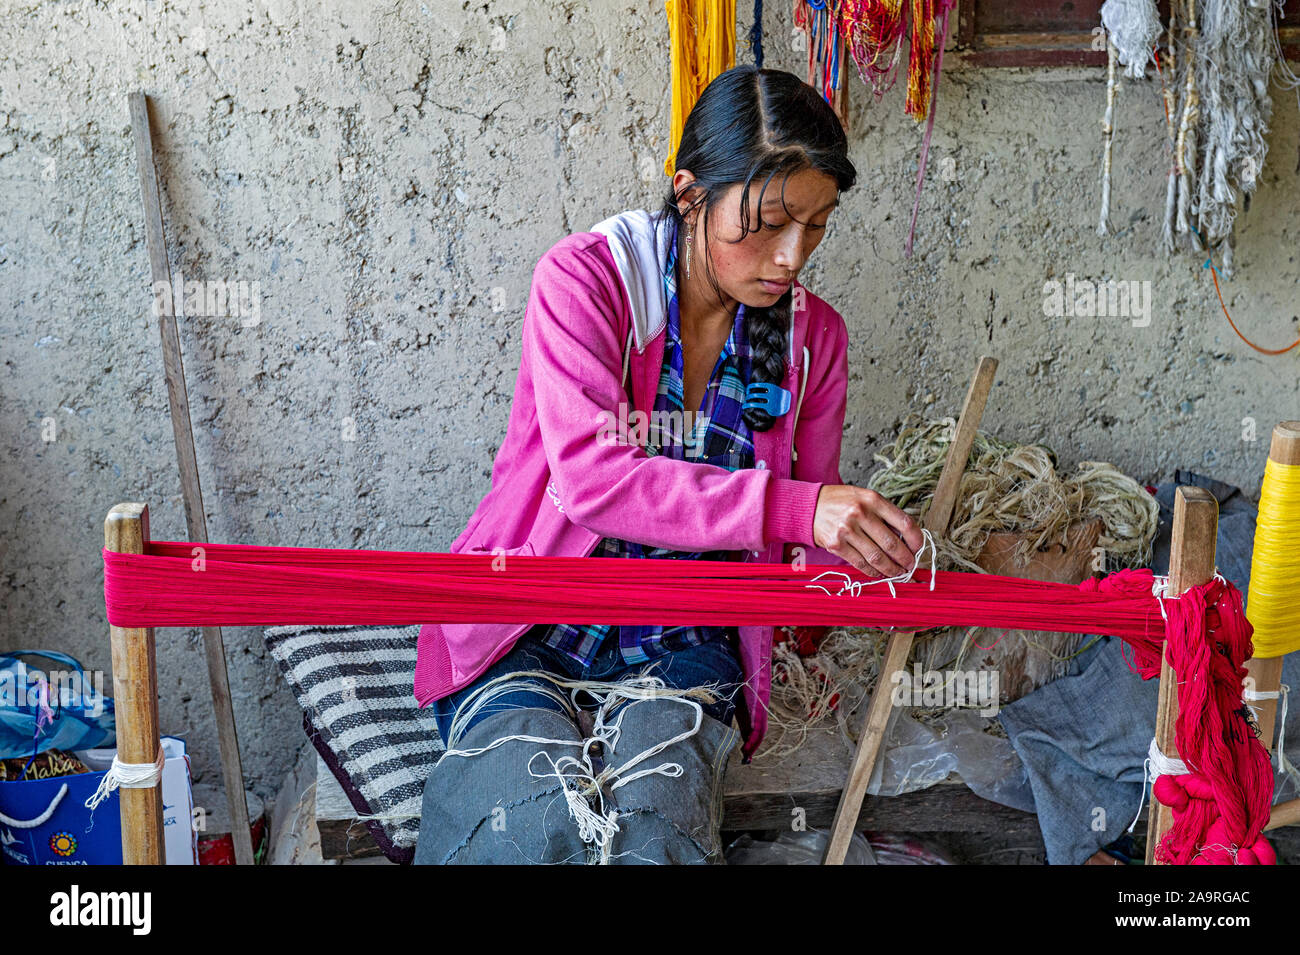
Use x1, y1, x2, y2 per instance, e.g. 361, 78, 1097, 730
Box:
0, 650, 115, 763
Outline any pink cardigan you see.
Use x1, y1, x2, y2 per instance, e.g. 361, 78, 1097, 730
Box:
416, 211, 850, 761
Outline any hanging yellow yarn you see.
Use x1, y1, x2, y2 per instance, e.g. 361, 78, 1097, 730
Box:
1246, 455, 1300, 658
663, 0, 735, 176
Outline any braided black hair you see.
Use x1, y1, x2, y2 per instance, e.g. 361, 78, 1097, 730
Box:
655, 65, 856, 432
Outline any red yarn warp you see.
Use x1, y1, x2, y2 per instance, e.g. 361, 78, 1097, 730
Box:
103, 541, 1168, 636
1148, 576, 1275, 865
101, 540, 1276, 864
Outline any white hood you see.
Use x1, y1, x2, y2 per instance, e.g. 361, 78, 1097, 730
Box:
589, 207, 674, 354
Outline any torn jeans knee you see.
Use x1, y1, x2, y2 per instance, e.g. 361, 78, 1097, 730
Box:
417, 668, 737, 865
414, 702, 589, 865
600, 695, 741, 864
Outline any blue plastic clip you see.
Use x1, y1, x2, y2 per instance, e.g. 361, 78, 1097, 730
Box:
743, 381, 792, 417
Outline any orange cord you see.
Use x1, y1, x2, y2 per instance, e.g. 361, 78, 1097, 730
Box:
1148, 47, 1294, 355
1206, 260, 1300, 356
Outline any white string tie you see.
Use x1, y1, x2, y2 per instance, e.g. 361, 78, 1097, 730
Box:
84, 744, 166, 811
1151, 574, 1172, 621
806, 527, 938, 598
1147, 735, 1192, 776
1244, 682, 1299, 787
1128, 737, 1192, 833
1151, 569, 1225, 622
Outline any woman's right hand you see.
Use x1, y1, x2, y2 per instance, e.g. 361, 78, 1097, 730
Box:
812, 484, 925, 577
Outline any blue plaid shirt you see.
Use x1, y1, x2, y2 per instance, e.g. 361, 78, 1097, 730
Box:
537, 217, 756, 667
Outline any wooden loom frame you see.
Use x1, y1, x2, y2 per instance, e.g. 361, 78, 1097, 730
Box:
103, 422, 1300, 865
822, 419, 1300, 864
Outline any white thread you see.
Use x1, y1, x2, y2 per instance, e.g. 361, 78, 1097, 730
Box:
1151, 574, 1172, 621
806, 527, 938, 599
1276, 685, 1299, 788
1191, 842, 1241, 864
84, 745, 166, 811
1100, 0, 1161, 78
790, 345, 810, 462
445, 669, 580, 748
438, 669, 720, 864
1245, 682, 1299, 788
1127, 737, 1193, 833
1244, 689, 1280, 700
1151, 568, 1227, 622
1147, 735, 1191, 776
1127, 756, 1153, 833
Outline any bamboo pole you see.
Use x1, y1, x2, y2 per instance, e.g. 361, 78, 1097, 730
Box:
1146, 486, 1218, 865
105, 503, 165, 865
822, 356, 999, 865
128, 91, 253, 864
1243, 421, 1300, 752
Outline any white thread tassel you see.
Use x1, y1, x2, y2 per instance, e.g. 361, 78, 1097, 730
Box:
1101, 0, 1162, 78
84, 745, 167, 811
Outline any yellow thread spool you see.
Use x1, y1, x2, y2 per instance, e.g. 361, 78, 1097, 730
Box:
1246, 422, 1300, 658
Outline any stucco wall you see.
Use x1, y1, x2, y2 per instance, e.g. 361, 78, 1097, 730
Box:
3, 0, 1296, 800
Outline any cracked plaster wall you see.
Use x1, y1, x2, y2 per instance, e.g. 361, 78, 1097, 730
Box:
2, 0, 1297, 799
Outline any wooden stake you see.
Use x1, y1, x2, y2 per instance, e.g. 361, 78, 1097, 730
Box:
822, 356, 999, 865
105, 503, 165, 865
1245, 656, 1285, 752
128, 92, 254, 865
1145, 485, 1218, 865
1243, 422, 1300, 753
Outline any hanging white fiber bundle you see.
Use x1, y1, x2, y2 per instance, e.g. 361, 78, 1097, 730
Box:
1098, 0, 1162, 234
1193, 0, 1276, 271
1098, 0, 1287, 276
1101, 0, 1162, 78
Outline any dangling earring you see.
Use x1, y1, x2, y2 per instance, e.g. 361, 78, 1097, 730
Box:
684, 226, 693, 280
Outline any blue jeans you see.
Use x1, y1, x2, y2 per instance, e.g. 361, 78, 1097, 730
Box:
432, 627, 744, 746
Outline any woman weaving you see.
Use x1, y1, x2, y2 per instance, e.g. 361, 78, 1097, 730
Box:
413, 65, 923, 865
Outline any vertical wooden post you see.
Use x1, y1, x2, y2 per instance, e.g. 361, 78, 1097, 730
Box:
1243, 421, 1300, 752
105, 502, 165, 865
1146, 486, 1218, 865
129, 91, 253, 863
822, 356, 998, 865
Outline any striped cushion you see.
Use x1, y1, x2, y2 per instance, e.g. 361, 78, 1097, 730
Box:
262, 623, 440, 864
